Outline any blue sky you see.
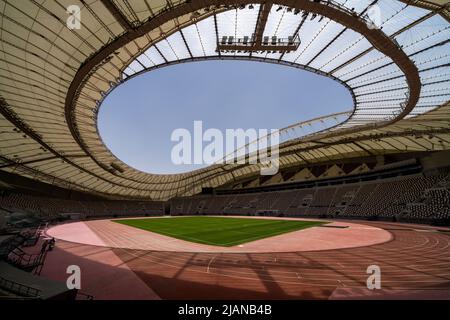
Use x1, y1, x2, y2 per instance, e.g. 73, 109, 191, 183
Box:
98, 60, 352, 174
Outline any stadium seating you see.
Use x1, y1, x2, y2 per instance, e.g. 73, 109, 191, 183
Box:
1, 171, 449, 225
170, 172, 450, 224
0, 193, 164, 222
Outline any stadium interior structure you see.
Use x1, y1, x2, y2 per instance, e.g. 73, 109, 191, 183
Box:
0, 0, 450, 300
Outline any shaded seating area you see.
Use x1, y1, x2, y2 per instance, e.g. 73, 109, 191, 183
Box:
0, 192, 164, 221
169, 171, 450, 224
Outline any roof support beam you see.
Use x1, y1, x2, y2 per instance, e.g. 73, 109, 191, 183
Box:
352, 142, 375, 156
100, 0, 134, 31
180, 30, 194, 58
399, 0, 450, 22
330, 11, 437, 75
279, 12, 308, 61
306, 28, 347, 67
0, 96, 143, 193
254, 2, 272, 45
0, 154, 88, 170
306, 0, 378, 67
347, 38, 450, 82
213, 13, 221, 58
154, 44, 169, 63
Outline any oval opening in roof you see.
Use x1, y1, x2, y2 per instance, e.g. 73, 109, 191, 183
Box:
98, 60, 352, 174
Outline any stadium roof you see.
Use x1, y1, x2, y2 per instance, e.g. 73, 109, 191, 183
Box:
0, 0, 449, 200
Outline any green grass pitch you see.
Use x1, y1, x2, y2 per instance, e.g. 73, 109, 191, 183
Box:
114, 216, 327, 247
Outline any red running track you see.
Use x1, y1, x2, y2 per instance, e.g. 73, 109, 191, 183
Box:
46, 217, 392, 253
40, 217, 450, 300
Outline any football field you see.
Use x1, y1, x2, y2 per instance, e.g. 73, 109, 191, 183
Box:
114, 216, 326, 246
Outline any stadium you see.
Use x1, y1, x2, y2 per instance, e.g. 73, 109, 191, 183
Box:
0, 0, 449, 302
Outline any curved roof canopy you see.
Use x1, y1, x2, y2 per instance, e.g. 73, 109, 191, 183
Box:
0, 0, 449, 200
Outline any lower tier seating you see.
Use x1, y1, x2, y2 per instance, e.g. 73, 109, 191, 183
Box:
170, 172, 450, 224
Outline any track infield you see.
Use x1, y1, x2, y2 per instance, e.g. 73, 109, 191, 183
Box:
113, 216, 327, 246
